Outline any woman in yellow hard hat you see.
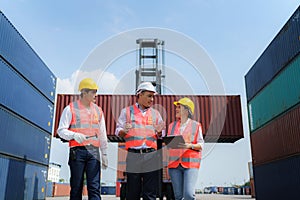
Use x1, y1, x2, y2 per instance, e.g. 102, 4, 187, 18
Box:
167, 97, 204, 200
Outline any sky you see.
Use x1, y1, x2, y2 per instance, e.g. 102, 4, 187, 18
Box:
1, 0, 299, 189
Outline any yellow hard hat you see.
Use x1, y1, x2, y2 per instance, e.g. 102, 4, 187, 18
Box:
174, 97, 195, 115
78, 78, 98, 91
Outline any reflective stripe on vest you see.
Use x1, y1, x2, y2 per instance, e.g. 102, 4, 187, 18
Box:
168, 120, 202, 169
124, 104, 158, 150
69, 100, 102, 147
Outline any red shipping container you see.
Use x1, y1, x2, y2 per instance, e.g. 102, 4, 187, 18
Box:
53, 94, 244, 143
251, 104, 300, 166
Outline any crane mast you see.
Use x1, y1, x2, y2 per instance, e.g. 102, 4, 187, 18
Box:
136, 38, 165, 94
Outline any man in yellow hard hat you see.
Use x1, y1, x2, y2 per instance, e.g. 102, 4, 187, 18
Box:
115, 82, 165, 200
57, 78, 108, 200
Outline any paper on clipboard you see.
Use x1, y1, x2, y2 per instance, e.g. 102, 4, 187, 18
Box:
163, 135, 185, 149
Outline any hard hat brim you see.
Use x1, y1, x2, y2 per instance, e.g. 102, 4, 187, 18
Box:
173, 101, 180, 106
136, 89, 157, 95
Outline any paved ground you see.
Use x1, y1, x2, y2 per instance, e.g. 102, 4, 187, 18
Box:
46, 194, 255, 200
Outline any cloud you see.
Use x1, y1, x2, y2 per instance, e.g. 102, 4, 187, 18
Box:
56, 69, 120, 94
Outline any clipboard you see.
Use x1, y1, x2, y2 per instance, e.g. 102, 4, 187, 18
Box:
163, 135, 185, 149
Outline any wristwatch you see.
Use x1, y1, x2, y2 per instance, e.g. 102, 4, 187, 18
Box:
191, 144, 194, 150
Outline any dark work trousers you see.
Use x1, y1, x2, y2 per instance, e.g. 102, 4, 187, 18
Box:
126, 150, 161, 200
68, 146, 101, 200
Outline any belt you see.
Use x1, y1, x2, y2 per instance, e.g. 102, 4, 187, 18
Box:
71, 145, 98, 150
128, 148, 155, 154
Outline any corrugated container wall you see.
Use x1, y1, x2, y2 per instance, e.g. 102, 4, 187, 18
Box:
0, 155, 48, 200
245, 6, 300, 101
253, 155, 300, 200
248, 54, 300, 132
250, 104, 300, 166
0, 106, 51, 165
0, 58, 54, 133
46, 182, 54, 197
0, 11, 56, 200
53, 94, 244, 143
245, 5, 300, 200
0, 11, 56, 102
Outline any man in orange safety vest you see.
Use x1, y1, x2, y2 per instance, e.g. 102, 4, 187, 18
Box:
115, 82, 165, 200
57, 78, 108, 200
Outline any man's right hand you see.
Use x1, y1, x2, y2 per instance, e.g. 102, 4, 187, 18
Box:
119, 123, 132, 137
73, 133, 87, 143
124, 123, 132, 133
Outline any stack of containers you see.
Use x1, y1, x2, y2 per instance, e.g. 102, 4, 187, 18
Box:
245, 6, 300, 200
0, 11, 56, 199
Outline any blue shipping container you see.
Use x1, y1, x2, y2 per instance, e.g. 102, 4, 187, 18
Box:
222, 187, 235, 195
101, 186, 116, 195
0, 106, 51, 165
245, 6, 300, 101
254, 155, 300, 200
0, 58, 54, 133
0, 11, 56, 102
46, 182, 53, 197
0, 154, 48, 200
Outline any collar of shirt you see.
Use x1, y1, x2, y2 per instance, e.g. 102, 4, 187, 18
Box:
136, 102, 150, 113
179, 118, 190, 133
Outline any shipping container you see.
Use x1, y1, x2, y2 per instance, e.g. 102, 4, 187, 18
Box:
245, 6, 300, 101
0, 58, 54, 133
0, 154, 48, 200
0, 11, 56, 102
250, 178, 255, 198
0, 106, 51, 165
116, 182, 121, 197
46, 182, 53, 197
253, 155, 300, 200
222, 187, 235, 195
241, 186, 251, 196
46, 183, 88, 197
53, 94, 244, 143
101, 186, 116, 195
250, 104, 300, 166
52, 183, 70, 197
248, 54, 300, 132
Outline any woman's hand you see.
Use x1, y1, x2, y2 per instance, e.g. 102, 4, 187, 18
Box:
177, 143, 190, 149
177, 143, 197, 150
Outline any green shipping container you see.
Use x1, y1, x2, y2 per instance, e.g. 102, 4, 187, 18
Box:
248, 54, 300, 132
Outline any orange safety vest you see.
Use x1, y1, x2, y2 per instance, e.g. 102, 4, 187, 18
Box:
168, 120, 202, 169
68, 100, 103, 147
124, 104, 159, 150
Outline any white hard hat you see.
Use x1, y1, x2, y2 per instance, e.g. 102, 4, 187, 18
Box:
136, 82, 156, 95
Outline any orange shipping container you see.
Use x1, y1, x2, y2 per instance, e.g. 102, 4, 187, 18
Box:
52, 183, 70, 197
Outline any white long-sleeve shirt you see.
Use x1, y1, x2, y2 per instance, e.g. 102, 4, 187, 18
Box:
177, 118, 205, 149
57, 105, 108, 154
